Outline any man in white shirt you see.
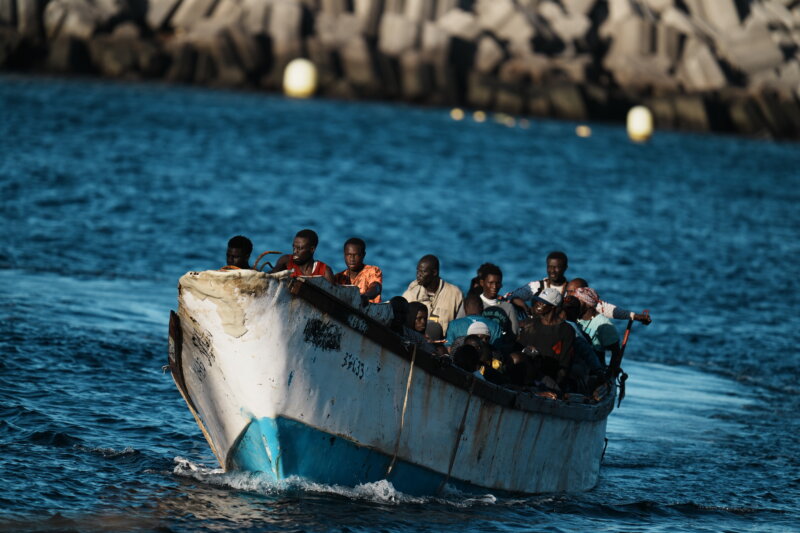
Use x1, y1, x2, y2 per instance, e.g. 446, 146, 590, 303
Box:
477, 263, 519, 335
508, 251, 569, 316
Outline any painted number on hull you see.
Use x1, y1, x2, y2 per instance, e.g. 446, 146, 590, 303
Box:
341, 352, 365, 380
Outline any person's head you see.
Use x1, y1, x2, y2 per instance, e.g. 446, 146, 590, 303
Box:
464, 333, 491, 363
389, 296, 409, 330
416, 254, 440, 287
453, 344, 480, 373
562, 296, 581, 322
546, 251, 568, 284
463, 293, 484, 316
566, 277, 588, 296
343, 237, 366, 271
425, 320, 444, 341
466, 322, 490, 345
533, 287, 563, 318
407, 302, 428, 333
478, 263, 503, 299
227, 235, 253, 268
292, 229, 318, 265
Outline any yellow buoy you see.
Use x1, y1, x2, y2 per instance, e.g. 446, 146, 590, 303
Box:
283, 58, 318, 99
450, 108, 465, 121
473, 110, 486, 123
576, 124, 592, 138
627, 106, 653, 142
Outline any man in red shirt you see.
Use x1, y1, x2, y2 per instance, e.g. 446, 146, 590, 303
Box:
271, 229, 335, 283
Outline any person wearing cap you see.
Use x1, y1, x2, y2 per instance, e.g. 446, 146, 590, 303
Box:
507, 251, 569, 316
402, 254, 464, 335
517, 287, 575, 392
572, 286, 621, 368
443, 294, 502, 348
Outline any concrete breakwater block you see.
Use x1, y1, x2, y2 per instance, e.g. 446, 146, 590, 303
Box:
146, 0, 182, 31
47, 34, 91, 71
0, 0, 16, 27
1, 0, 799, 139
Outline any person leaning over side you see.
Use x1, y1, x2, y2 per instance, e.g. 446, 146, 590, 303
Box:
333, 237, 382, 304
566, 278, 652, 325
572, 287, 621, 369
226, 235, 253, 269
270, 229, 335, 284
402, 254, 463, 335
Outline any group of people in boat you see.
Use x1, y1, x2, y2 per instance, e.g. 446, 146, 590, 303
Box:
225, 230, 651, 397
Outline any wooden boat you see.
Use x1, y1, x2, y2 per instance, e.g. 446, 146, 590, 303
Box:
167, 269, 616, 495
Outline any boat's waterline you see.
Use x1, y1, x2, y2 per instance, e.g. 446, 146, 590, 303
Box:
171, 269, 615, 495
230, 415, 503, 496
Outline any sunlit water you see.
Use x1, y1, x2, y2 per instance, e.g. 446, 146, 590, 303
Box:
1, 75, 799, 532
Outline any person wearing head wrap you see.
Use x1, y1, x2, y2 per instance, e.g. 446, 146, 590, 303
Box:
565, 278, 652, 325
570, 286, 621, 368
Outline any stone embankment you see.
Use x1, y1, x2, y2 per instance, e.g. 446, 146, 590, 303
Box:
2, 0, 800, 139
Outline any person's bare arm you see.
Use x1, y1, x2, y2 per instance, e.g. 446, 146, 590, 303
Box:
269, 255, 290, 273
323, 266, 335, 284
361, 282, 382, 305
511, 297, 531, 317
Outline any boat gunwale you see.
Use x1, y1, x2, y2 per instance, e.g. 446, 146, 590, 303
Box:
285, 275, 616, 422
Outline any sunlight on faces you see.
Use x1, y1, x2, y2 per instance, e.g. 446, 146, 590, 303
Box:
344, 243, 365, 271
292, 237, 315, 264
481, 274, 502, 300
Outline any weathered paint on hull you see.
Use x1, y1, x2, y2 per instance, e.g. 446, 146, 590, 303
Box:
171, 270, 613, 495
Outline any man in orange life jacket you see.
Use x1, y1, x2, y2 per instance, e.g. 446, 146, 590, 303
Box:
271, 229, 335, 284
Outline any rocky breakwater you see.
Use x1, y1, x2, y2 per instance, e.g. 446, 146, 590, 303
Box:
1, 0, 799, 139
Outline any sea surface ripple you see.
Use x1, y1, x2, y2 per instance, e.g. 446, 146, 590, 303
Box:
1, 75, 799, 532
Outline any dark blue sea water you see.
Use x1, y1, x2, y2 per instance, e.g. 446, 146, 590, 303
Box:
1, 74, 799, 532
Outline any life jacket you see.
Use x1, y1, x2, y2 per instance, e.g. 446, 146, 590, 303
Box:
287, 257, 328, 278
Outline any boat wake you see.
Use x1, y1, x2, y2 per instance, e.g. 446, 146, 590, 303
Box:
172, 457, 498, 507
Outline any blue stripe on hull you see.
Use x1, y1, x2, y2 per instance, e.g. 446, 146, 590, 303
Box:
228, 417, 489, 496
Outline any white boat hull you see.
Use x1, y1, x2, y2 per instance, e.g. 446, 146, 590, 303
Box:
169, 270, 614, 495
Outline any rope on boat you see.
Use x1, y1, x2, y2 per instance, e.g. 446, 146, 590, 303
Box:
386, 344, 417, 477
253, 250, 282, 272
437, 377, 477, 495
218, 265, 241, 271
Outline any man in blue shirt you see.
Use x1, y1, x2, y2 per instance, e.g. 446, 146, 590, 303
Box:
445, 294, 502, 348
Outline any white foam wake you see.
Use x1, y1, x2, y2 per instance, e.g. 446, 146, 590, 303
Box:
172, 457, 497, 507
